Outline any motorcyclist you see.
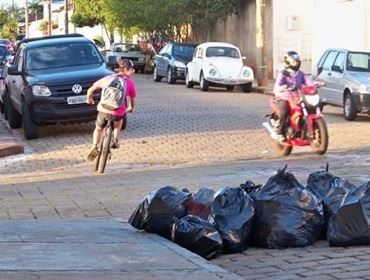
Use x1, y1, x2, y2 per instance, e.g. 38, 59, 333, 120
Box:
273, 51, 308, 142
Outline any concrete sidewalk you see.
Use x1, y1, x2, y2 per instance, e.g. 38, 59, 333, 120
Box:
0, 219, 242, 280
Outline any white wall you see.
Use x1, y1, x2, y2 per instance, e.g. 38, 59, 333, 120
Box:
273, 0, 313, 77
311, 0, 369, 68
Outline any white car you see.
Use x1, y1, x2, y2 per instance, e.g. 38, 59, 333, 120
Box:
185, 42, 254, 92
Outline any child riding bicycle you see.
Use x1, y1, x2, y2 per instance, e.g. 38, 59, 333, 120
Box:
86, 58, 137, 161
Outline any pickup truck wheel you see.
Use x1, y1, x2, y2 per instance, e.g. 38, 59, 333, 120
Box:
4, 93, 21, 128
153, 66, 162, 82
226, 86, 234, 91
242, 82, 252, 93
343, 94, 357, 121
200, 73, 209, 91
22, 101, 39, 139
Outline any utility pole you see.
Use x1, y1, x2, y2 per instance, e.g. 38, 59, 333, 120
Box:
64, 0, 69, 34
256, 0, 268, 87
25, 0, 29, 38
47, 0, 52, 36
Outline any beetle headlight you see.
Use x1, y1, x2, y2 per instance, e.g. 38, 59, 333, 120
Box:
359, 85, 369, 94
242, 68, 252, 78
32, 85, 51, 96
208, 67, 217, 76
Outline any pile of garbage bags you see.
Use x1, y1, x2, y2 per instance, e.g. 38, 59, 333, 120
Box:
129, 165, 370, 260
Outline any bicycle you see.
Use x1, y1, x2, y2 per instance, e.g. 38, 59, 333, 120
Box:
94, 115, 114, 174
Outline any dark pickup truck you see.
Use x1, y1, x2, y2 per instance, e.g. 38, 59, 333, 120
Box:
1, 34, 115, 139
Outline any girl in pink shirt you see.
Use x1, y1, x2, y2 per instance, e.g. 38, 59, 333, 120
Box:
86, 59, 137, 161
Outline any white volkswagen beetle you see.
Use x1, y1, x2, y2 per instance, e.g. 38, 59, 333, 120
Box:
185, 42, 254, 92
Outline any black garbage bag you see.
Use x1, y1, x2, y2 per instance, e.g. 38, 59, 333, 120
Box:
328, 181, 370, 246
187, 187, 215, 220
322, 178, 357, 221
306, 164, 340, 201
252, 166, 324, 248
240, 180, 262, 198
129, 186, 191, 239
171, 215, 223, 260
209, 187, 255, 253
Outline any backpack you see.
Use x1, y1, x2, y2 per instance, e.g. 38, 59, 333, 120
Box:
100, 75, 126, 111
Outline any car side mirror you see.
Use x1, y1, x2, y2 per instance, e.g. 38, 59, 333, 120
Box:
331, 65, 343, 73
7, 65, 22, 75
106, 56, 117, 66
317, 66, 323, 75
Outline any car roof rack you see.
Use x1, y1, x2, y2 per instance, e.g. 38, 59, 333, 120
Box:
19, 33, 85, 45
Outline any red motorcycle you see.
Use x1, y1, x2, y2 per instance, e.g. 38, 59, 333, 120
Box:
263, 83, 328, 156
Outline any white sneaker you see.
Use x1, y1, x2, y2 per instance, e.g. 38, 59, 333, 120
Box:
276, 134, 286, 142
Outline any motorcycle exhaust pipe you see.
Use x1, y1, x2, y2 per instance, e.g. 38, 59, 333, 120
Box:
262, 121, 279, 140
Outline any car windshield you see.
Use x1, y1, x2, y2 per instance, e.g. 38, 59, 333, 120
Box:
347, 52, 370, 72
26, 42, 103, 70
172, 45, 196, 58
206, 47, 239, 58
113, 44, 141, 52
0, 46, 10, 57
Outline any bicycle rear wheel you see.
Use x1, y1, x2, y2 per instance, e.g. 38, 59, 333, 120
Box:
98, 123, 113, 174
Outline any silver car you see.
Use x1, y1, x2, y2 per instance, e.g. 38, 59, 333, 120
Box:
313, 48, 370, 120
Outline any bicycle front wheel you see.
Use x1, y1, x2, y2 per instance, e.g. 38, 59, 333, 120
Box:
98, 124, 113, 174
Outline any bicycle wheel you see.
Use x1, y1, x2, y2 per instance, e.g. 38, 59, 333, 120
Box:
98, 122, 113, 174
94, 140, 104, 172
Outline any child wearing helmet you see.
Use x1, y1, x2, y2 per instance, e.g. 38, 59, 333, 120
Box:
273, 51, 308, 142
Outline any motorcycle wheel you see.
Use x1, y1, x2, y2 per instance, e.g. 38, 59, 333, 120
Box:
310, 118, 328, 155
272, 141, 292, 157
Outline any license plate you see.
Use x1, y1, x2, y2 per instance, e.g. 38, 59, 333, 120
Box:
67, 95, 86, 105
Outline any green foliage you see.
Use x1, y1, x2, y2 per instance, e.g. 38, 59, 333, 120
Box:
73, 0, 240, 43
93, 35, 105, 49
71, 13, 100, 27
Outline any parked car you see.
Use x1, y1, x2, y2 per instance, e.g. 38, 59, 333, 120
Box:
185, 42, 254, 92
153, 42, 198, 84
313, 48, 370, 120
0, 39, 14, 53
0, 44, 11, 69
106, 43, 146, 73
2, 33, 114, 139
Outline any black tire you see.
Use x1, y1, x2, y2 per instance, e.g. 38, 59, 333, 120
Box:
0, 100, 7, 120
4, 93, 21, 128
22, 101, 39, 140
272, 141, 293, 157
153, 66, 162, 82
242, 82, 252, 93
343, 94, 357, 121
310, 118, 328, 155
140, 67, 145, 74
167, 67, 176, 84
226, 86, 234, 91
98, 124, 112, 174
200, 72, 209, 92
94, 141, 103, 172
185, 70, 194, 88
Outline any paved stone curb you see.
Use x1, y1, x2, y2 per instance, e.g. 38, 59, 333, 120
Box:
0, 141, 24, 158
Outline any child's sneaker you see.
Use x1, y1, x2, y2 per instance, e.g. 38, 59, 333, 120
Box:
87, 145, 99, 161
111, 140, 120, 149
276, 134, 286, 142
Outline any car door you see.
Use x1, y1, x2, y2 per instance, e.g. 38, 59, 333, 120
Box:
316, 50, 338, 104
156, 44, 169, 76
8, 45, 24, 112
328, 51, 346, 105
191, 46, 204, 82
